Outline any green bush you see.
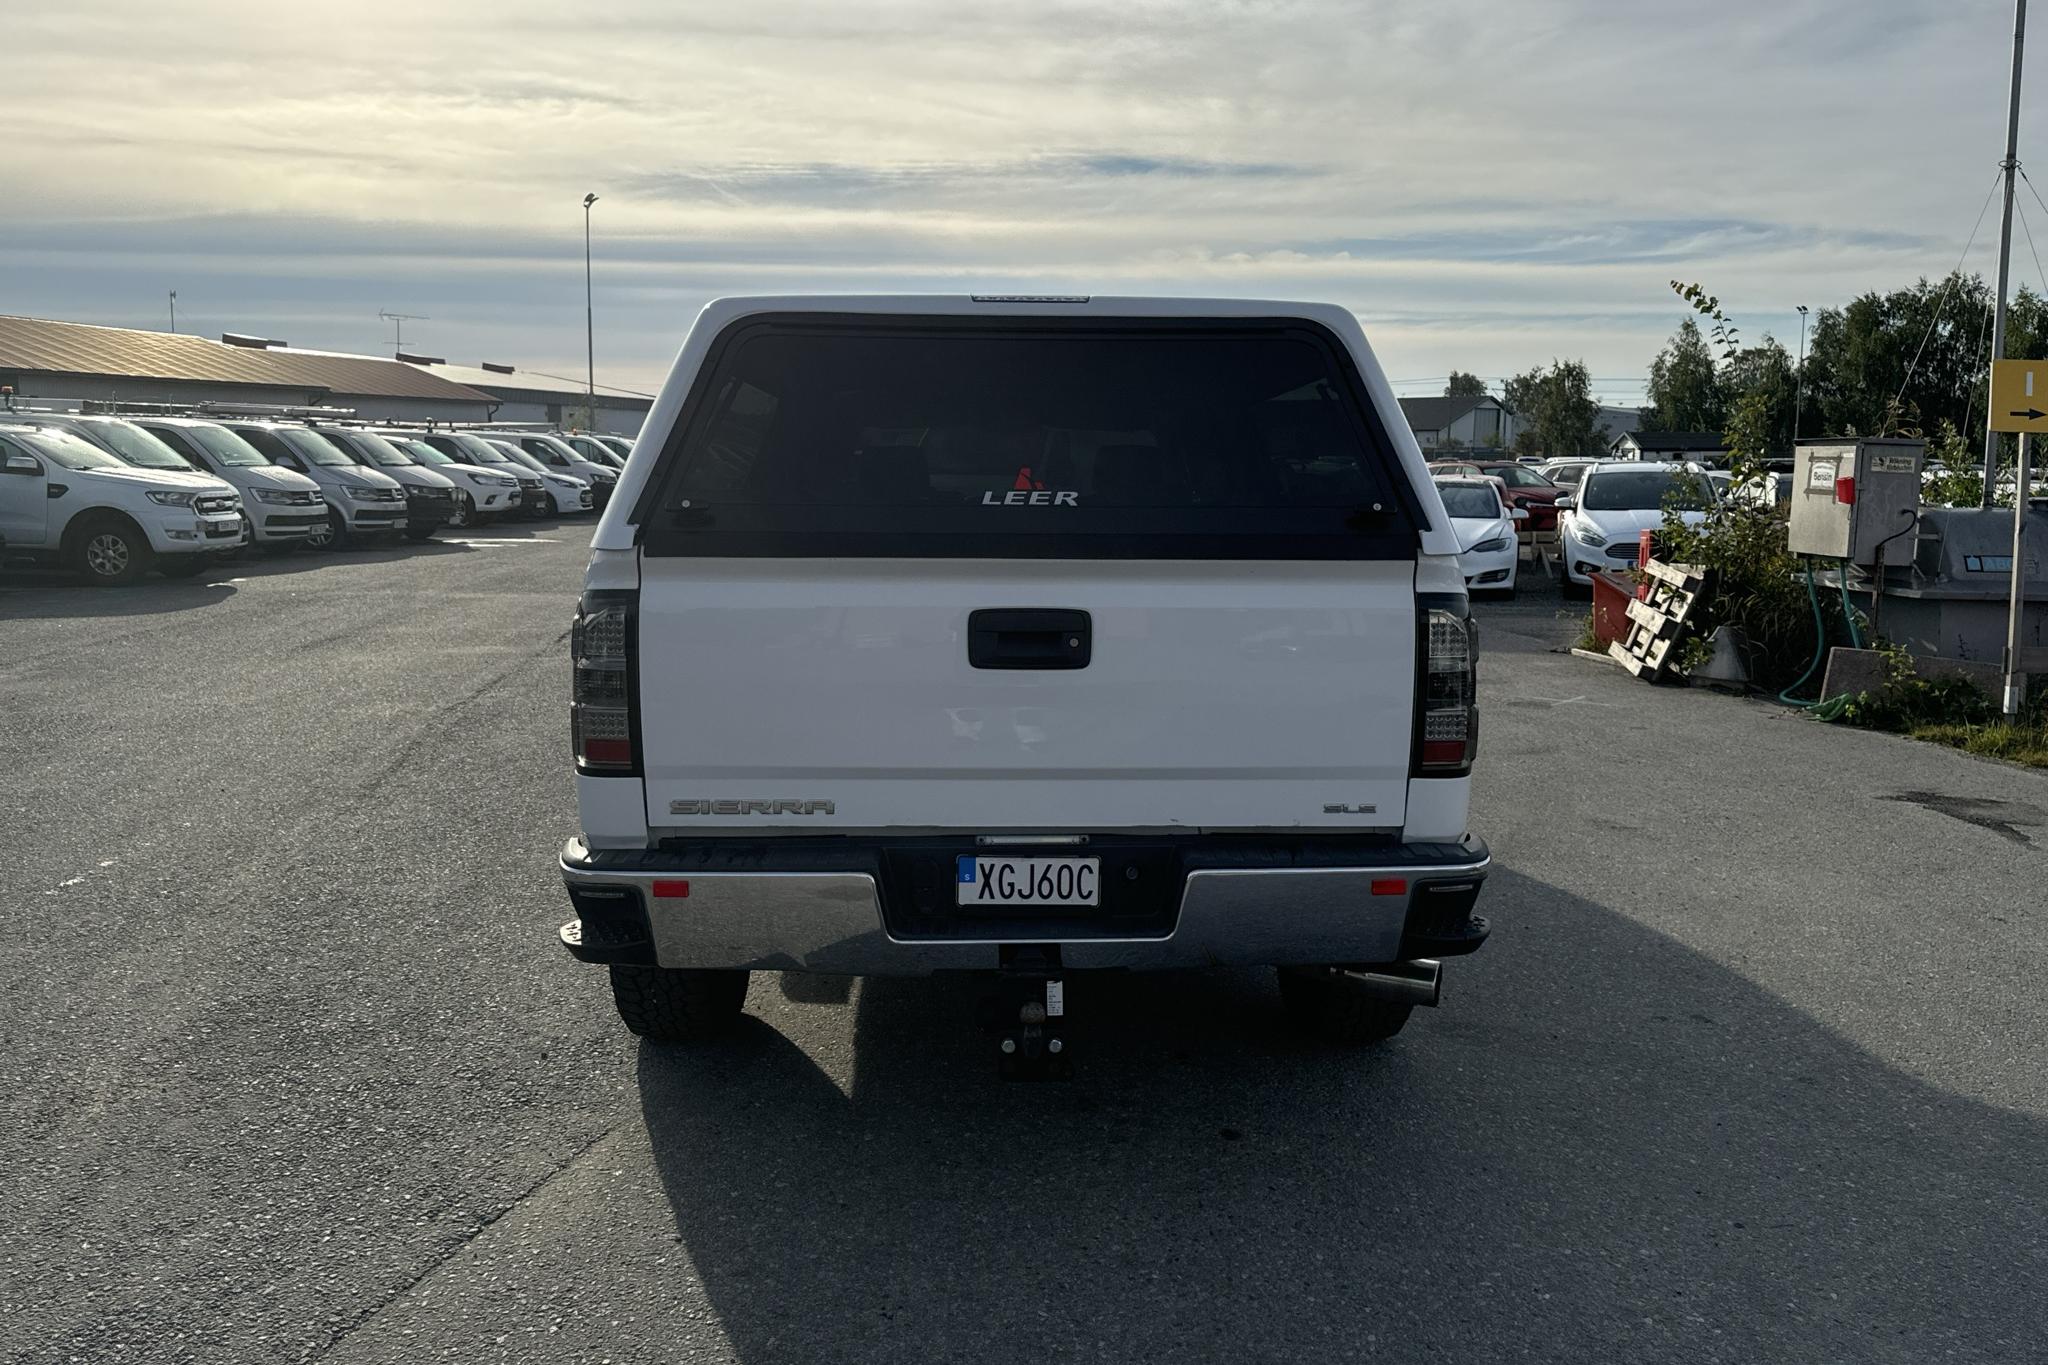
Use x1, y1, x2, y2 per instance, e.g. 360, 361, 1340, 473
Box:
1655, 393, 1846, 691
1832, 674, 1994, 730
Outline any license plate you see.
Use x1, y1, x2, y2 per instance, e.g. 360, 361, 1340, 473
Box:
956, 855, 1100, 907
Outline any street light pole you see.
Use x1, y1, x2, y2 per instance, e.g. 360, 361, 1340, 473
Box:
1794, 305, 1809, 443
1985, 0, 2028, 507
583, 193, 599, 425
168, 290, 178, 334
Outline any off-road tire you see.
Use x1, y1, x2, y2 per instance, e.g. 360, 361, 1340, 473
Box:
404, 523, 438, 542
1277, 967, 1413, 1045
608, 965, 750, 1042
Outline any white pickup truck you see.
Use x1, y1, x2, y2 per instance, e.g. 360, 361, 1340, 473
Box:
558, 296, 1490, 1072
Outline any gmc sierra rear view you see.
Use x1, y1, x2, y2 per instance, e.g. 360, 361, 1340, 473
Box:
558, 295, 1490, 1074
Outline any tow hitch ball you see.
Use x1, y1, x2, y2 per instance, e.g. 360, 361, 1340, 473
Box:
984, 974, 1071, 1080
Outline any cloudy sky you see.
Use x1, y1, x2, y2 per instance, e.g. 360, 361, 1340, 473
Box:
1, 1, 2036, 400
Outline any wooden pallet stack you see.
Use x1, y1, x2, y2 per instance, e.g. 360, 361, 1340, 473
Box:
1607, 559, 1711, 680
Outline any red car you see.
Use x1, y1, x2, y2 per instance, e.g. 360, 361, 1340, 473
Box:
1427, 460, 1562, 532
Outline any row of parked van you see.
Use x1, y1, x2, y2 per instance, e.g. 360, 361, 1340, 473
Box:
0, 405, 635, 584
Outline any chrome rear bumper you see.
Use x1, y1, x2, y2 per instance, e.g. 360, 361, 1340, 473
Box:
558, 836, 1489, 974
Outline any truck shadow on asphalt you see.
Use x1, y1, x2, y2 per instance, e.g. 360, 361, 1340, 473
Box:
634, 868, 2044, 1363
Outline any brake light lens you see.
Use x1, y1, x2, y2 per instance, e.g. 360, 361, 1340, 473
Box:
571, 595, 637, 772
1419, 606, 1478, 774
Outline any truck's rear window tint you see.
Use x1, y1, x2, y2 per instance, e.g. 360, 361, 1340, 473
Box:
641, 318, 1419, 559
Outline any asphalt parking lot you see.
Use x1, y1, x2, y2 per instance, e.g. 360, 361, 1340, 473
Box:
3, 533, 2045, 1364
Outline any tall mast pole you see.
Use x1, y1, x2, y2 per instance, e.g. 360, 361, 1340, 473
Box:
1985, 0, 2028, 507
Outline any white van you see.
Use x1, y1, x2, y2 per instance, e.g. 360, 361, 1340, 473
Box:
553, 296, 1491, 1069
0, 422, 243, 582
221, 422, 408, 549
125, 417, 329, 551
558, 432, 626, 470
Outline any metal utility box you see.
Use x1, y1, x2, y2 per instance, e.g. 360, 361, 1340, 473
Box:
1787, 439, 1924, 565
1853, 504, 2048, 666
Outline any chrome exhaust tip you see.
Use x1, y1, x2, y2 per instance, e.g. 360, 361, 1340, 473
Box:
1339, 958, 1441, 1007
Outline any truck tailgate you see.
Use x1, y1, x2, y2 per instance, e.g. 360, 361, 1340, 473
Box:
638, 557, 1413, 832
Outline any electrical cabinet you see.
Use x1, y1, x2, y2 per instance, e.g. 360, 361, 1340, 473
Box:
1786, 439, 1924, 565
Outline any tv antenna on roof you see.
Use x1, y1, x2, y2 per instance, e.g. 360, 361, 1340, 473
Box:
378, 310, 429, 357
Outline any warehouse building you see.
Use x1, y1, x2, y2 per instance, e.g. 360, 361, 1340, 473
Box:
395, 356, 652, 431
0, 315, 649, 433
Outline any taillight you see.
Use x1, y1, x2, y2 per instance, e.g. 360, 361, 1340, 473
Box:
1417, 605, 1478, 775
572, 592, 637, 773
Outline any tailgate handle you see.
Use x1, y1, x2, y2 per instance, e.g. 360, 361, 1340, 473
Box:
968, 609, 1092, 670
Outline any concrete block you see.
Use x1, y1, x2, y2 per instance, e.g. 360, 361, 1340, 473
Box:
1820, 648, 1886, 701
1914, 654, 2002, 693
1821, 646, 2000, 701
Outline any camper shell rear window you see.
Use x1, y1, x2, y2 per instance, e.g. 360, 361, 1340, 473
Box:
636, 315, 1424, 559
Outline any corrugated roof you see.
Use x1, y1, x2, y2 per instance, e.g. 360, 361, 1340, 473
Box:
1625, 430, 1727, 451
0, 315, 496, 403
1398, 395, 1496, 430
404, 358, 652, 408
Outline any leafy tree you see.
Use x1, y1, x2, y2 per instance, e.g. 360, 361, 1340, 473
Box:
1522, 359, 1604, 458
1802, 272, 1992, 447
1444, 370, 1488, 397
1922, 418, 1985, 508
1721, 336, 1798, 456
1672, 282, 1742, 359
1502, 366, 1543, 415
1644, 318, 1726, 434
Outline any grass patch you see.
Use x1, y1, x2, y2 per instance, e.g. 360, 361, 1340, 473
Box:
1568, 611, 1598, 653
1906, 722, 2048, 768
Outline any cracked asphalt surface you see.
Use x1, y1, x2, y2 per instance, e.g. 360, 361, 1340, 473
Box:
2, 528, 2044, 1363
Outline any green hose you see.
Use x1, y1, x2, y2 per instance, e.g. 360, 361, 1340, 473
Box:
1778, 559, 1831, 708
1837, 558, 1864, 650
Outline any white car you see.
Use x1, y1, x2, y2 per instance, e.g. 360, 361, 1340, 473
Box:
1555, 460, 1715, 591
0, 413, 294, 553
553, 293, 1493, 1065
126, 417, 330, 551
369, 430, 523, 528
417, 431, 551, 518
1537, 459, 1595, 493
480, 431, 618, 510
489, 440, 592, 514
1433, 477, 1524, 597
0, 422, 243, 583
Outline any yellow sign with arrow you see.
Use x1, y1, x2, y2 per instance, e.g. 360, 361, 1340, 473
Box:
1988, 358, 2048, 433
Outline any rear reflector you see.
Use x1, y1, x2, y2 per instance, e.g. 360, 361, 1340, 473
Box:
651, 879, 691, 899
581, 736, 633, 765
1421, 739, 1467, 766
1370, 878, 1408, 896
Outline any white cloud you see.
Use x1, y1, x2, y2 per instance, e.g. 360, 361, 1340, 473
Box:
0, 0, 2030, 397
